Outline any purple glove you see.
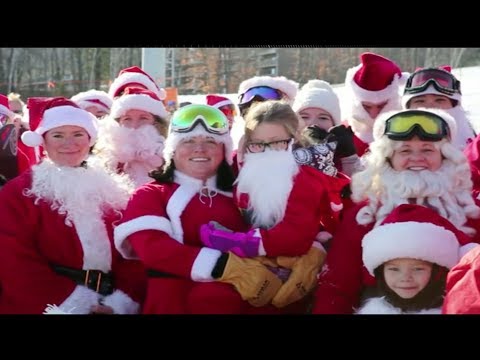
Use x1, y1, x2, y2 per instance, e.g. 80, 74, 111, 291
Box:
200, 222, 261, 258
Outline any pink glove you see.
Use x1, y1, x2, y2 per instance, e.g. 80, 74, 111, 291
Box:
200, 222, 261, 258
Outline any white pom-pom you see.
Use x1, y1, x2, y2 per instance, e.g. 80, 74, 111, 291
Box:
20, 130, 43, 147
158, 88, 167, 100
302, 80, 334, 92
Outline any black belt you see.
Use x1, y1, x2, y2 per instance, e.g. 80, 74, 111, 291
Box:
52, 264, 114, 296
146, 269, 178, 278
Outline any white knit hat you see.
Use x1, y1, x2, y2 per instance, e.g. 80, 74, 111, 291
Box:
292, 80, 341, 125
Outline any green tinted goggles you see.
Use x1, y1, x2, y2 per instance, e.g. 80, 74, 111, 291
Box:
171, 104, 229, 135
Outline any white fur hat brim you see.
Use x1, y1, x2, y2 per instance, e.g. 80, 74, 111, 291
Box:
402, 85, 462, 108
163, 126, 233, 165
109, 72, 166, 100
21, 106, 98, 147
372, 108, 457, 142
292, 88, 341, 125
238, 76, 298, 104
111, 94, 169, 119
71, 90, 113, 112
362, 221, 460, 275
345, 64, 409, 104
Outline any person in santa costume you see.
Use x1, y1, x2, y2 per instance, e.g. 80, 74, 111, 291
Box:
0, 93, 36, 182
93, 86, 169, 187
199, 100, 350, 311
343, 52, 409, 156
312, 108, 480, 314
206, 94, 237, 131
403, 65, 475, 151
114, 104, 285, 314
71, 89, 113, 119
0, 97, 145, 314
109, 65, 167, 100
356, 204, 465, 314
293, 79, 361, 177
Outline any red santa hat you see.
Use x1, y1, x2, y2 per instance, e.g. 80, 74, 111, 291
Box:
71, 89, 113, 113
402, 65, 462, 108
372, 107, 457, 143
0, 94, 14, 120
21, 97, 98, 147
292, 80, 341, 125
163, 105, 233, 165
345, 52, 409, 104
109, 66, 167, 100
110, 86, 169, 119
237, 76, 298, 104
362, 204, 467, 275
206, 94, 234, 109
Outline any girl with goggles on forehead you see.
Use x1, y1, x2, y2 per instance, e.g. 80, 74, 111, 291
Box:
313, 108, 480, 314
403, 65, 476, 151
199, 100, 350, 312
114, 104, 289, 314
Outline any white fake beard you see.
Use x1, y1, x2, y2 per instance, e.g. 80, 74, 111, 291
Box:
445, 106, 476, 150
95, 118, 165, 169
355, 159, 480, 235
236, 148, 299, 228
25, 159, 133, 227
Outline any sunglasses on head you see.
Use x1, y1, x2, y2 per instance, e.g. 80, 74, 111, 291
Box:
404, 68, 461, 96
238, 86, 283, 106
384, 110, 450, 141
170, 104, 229, 135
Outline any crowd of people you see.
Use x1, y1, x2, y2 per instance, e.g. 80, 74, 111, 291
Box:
2, 54, 480, 314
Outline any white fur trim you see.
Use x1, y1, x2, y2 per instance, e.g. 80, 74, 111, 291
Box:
238, 76, 298, 103
312, 241, 327, 253
163, 125, 234, 165
372, 108, 458, 142
71, 90, 113, 112
43, 285, 99, 314
402, 84, 462, 108
345, 64, 406, 104
102, 289, 140, 314
362, 221, 460, 275
165, 185, 198, 243
110, 93, 169, 119
356, 296, 441, 314
22, 106, 98, 147
114, 215, 173, 259
212, 99, 233, 109
191, 247, 222, 282
109, 72, 166, 100
0, 104, 14, 119
315, 231, 332, 243
459, 243, 479, 259
330, 202, 343, 212
255, 228, 266, 256
293, 82, 341, 125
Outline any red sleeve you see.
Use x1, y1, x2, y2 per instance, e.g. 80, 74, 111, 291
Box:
312, 203, 372, 314
259, 167, 332, 257
116, 183, 201, 279
443, 246, 480, 314
464, 136, 480, 190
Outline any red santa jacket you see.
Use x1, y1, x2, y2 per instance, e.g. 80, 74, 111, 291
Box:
114, 171, 250, 313
464, 135, 480, 190
442, 245, 480, 314
312, 202, 480, 314
235, 165, 350, 257
0, 170, 145, 314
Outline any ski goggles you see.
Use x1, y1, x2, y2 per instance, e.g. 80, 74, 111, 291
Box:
384, 110, 450, 141
170, 104, 229, 135
218, 104, 237, 118
238, 86, 283, 105
404, 68, 461, 96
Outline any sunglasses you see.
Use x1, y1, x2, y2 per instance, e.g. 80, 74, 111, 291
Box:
384, 110, 449, 141
218, 104, 237, 118
238, 86, 283, 106
405, 68, 461, 96
170, 104, 229, 135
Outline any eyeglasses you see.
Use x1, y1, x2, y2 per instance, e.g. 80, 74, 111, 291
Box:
246, 138, 293, 153
238, 86, 283, 106
384, 110, 449, 141
404, 68, 461, 96
170, 104, 229, 135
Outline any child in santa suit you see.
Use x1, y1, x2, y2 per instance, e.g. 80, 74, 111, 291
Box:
0, 97, 145, 314
93, 87, 169, 187
200, 100, 350, 311
356, 204, 466, 314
